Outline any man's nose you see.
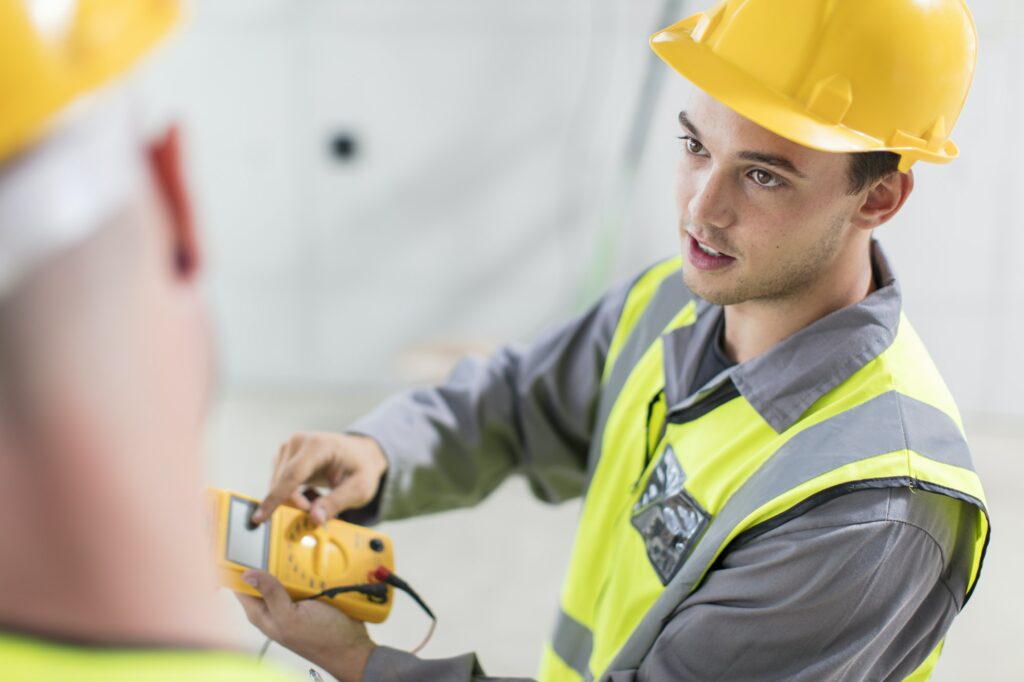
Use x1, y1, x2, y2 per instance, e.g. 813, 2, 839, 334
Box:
687, 168, 736, 230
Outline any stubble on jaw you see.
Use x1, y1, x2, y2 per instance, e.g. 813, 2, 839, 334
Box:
681, 212, 850, 307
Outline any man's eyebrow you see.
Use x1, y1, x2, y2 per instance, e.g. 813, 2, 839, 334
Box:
679, 109, 808, 179
738, 151, 807, 179
678, 110, 701, 138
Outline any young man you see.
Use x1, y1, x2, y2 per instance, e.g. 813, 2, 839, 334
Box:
244, 1, 990, 680
0, 1, 294, 679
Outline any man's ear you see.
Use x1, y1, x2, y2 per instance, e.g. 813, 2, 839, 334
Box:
852, 169, 914, 230
148, 125, 201, 278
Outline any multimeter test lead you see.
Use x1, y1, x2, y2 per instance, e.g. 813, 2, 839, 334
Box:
258, 568, 438, 666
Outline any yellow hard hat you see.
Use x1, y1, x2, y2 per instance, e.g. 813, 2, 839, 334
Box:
0, 0, 178, 164
651, 0, 977, 172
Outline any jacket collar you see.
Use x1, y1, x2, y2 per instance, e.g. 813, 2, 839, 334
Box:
662, 240, 901, 433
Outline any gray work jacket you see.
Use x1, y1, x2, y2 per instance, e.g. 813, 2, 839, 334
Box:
349, 243, 980, 681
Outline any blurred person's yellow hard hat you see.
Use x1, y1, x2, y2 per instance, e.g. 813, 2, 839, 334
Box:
0, 0, 178, 164
651, 0, 977, 172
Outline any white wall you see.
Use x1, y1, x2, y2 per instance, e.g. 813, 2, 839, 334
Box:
141, 0, 1024, 420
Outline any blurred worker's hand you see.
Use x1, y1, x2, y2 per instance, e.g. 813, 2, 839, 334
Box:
236, 570, 373, 682
252, 432, 388, 526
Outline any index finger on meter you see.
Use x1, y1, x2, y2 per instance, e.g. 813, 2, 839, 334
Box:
271, 443, 313, 513
253, 452, 325, 524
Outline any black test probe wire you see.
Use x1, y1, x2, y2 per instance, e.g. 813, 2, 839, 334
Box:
257, 566, 437, 662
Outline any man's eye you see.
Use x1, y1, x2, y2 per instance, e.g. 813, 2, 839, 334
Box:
750, 169, 781, 188
679, 136, 705, 155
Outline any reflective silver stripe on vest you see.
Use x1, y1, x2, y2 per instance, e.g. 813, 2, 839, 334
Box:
585, 268, 692, 489
600, 390, 977, 679
552, 608, 594, 679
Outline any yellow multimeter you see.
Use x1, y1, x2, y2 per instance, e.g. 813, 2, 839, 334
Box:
206, 488, 395, 623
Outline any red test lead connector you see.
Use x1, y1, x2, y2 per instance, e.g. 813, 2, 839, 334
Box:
369, 566, 437, 654
371, 566, 435, 621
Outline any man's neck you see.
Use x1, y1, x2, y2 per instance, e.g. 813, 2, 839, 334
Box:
721, 246, 877, 364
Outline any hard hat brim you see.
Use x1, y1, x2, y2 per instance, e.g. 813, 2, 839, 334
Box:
650, 16, 959, 168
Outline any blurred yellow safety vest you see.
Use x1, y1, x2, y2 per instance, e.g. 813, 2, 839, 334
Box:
539, 257, 989, 682
0, 632, 296, 681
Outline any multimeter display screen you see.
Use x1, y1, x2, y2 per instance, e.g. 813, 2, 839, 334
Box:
225, 496, 268, 570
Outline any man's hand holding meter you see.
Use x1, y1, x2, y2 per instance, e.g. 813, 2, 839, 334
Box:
237, 570, 374, 682
251, 432, 388, 527
240, 432, 391, 679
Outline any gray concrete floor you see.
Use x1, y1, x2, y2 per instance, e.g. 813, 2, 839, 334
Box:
205, 390, 1021, 680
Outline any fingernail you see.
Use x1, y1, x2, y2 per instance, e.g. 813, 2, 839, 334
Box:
250, 509, 264, 523
311, 504, 324, 525
242, 572, 259, 587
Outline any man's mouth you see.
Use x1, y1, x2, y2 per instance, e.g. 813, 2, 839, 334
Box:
687, 234, 736, 271
696, 240, 724, 257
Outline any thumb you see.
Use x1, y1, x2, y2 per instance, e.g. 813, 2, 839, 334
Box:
242, 570, 293, 615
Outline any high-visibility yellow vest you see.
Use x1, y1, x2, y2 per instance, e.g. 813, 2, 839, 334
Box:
539, 258, 989, 681
0, 632, 296, 681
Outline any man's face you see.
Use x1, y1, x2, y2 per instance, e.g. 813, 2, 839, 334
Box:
675, 92, 866, 306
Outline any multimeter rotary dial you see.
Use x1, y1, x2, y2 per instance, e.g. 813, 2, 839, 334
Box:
282, 515, 347, 591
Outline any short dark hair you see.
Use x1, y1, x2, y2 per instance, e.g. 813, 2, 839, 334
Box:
847, 151, 901, 194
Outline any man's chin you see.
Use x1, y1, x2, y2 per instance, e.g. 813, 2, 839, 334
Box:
682, 268, 745, 306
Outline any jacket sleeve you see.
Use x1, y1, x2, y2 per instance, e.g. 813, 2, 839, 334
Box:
360, 488, 976, 682
363, 648, 529, 682
346, 276, 634, 522
611, 487, 976, 681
